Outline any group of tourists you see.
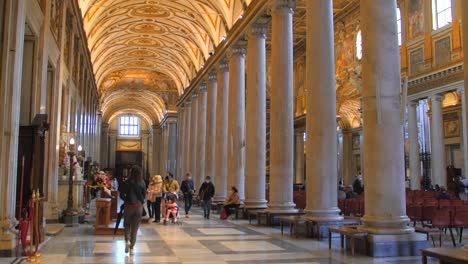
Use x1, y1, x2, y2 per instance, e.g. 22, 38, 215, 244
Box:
118, 168, 241, 255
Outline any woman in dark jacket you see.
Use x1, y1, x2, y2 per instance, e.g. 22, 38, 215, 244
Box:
120, 165, 146, 255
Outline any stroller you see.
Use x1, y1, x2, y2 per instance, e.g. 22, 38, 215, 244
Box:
163, 192, 182, 225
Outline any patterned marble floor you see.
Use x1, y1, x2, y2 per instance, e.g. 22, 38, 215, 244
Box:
0, 207, 450, 264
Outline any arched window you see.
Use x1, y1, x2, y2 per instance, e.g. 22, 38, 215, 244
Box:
397, 7, 402, 45
356, 30, 362, 60
119, 115, 140, 137
432, 0, 452, 30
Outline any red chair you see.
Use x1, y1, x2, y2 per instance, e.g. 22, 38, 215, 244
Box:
452, 200, 463, 206
406, 205, 422, 226
338, 199, 345, 215
452, 210, 468, 244
421, 205, 437, 223
423, 208, 456, 247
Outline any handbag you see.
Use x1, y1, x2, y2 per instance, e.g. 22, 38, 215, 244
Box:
220, 209, 228, 220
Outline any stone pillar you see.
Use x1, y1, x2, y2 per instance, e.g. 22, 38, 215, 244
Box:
190, 93, 199, 184
305, 0, 342, 221
245, 23, 268, 209
267, 0, 296, 212
341, 130, 355, 185
205, 72, 218, 179
141, 131, 150, 178
197, 84, 208, 188
160, 124, 167, 174
184, 100, 192, 176
177, 107, 184, 178
109, 131, 117, 169
462, 1, 468, 177
294, 132, 305, 184
408, 101, 421, 190
152, 125, 161, 175
430, 95, 445, 187
359, 0, 412, 235
214, 59, 229, 201
167, 120, 178, 179
100, 123, 109, 168
228, 46, 246, 200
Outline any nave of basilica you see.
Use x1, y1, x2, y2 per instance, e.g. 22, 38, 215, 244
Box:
1, 0, 468, 263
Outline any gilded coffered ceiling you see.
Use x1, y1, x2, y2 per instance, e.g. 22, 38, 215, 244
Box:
79, 0, 248, 123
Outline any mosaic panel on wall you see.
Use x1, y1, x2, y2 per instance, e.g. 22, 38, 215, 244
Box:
408, 0, 424, 39
410, 47, 424, 75
434, 36, 452, 67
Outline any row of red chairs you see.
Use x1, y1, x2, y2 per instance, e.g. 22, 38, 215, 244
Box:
338, 198, 364, 216
421, 207, 468, 246
407, 198, 468, 207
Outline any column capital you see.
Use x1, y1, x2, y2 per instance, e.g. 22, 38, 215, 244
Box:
429, 94, 444, 102
269, 0, 295, 13
192, 91, 199, 98
218, 58, 229, 72
457, 87, 465, 95
199, 82, 207, 92
208, 70, 217, 81
185, 99, 192, 106
228, 45, 247, 58
249, 23, 269, 38
409, 100, 419, 107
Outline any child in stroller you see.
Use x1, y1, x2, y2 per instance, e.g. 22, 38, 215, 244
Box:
164, 193, 179, 225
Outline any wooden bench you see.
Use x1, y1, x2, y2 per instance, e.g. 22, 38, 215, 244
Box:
263, 211, 306, 226
414, 226, 443, 247
328, 226, 368, 256
310, 217, 362, 240
422, 247, 468, 264
279, 216, 310, 238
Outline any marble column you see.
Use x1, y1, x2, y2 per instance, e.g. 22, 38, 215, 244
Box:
408, 101, 421, 190
214, 59, 229, 201
294, 132, 304, 184
100, 123, 109, 168
108, 131, 117, 169
341, 130, 355, 185
141, 131, 150, 178
462, 1, 468, 177
190, 93, 199, 184
430, 94, 445, 187
184, 100, 192, 176
167, 120, 178, 179
151, 125, 161, 175
197, 84, 208, 188
205, 72, 218, 179
358, 0, 412, 234
267, 0, 296, 212
228, 46, 246, 200
305, 0, 342, 221
177, 107, 184, 178
245, 23, 268, 209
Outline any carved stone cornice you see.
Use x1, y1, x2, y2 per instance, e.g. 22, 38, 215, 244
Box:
408, 64, 463, 96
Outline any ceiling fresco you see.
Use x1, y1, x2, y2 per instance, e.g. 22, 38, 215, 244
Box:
79, 0, 248, 124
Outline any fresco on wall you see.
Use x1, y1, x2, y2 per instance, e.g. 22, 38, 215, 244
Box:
435, 37, 452, 66
410, 47, 424, 74
408, 0, 425, 39
294, 58, 305, 116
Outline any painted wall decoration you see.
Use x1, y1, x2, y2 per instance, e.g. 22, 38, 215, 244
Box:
410, 47, 424, 75
434, 37, 452, 66
408, 0, 425, 39
117, 140, 141, 151
444, 120, 460, 138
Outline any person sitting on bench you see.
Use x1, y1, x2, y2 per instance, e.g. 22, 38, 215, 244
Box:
224, 186, 241, 219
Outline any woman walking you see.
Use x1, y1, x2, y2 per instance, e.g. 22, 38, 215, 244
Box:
120, 165, 146, 255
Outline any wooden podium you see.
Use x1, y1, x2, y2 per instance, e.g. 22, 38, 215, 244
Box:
95, 198, 124, 235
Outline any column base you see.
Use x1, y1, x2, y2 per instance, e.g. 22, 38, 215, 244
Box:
244, 199, 268, 209
305, 207, 343, 221
63, 215, 79, 227
358, 215, 414, 234
0, 238, 16, 257
349, 233, 428, 257
265, 202, 297, 213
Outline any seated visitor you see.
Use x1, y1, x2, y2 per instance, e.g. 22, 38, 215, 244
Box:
338, 187, 346, 200
352, 175, 364, 195
345, 185, 358, 199
164, 196, 178, 224
437, 187, 451, 200
223, 186, 241, 219
454, 176, 468, 200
